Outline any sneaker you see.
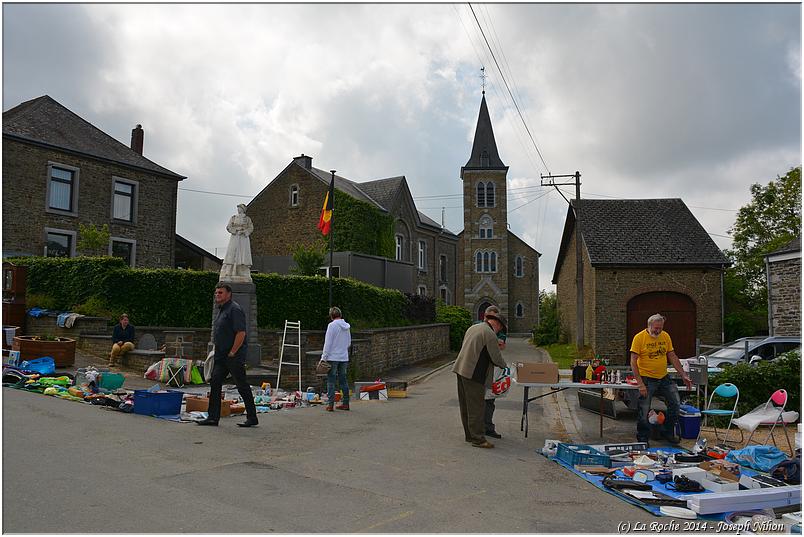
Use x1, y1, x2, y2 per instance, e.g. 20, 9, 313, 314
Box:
325, 404, 334, 412
335, 403, 350, 411
485, 431, 502, 439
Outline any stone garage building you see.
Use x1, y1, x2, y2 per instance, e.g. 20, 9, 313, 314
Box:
553, 198, 730, 362
765, 237, 801, 337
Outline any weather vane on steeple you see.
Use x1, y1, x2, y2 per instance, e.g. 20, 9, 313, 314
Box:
480, 66, 486, 94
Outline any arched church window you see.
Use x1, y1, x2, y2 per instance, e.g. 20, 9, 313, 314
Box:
477, 182, 486, 208
479, 215, 493, 239
486, 182, 495, 207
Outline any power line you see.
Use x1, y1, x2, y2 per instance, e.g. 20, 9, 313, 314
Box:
555, 187, 739, 212
468, 3, 550, 175
179, 187, 253, 198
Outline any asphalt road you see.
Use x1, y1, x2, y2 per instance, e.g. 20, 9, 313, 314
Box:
3, 338, 660, 533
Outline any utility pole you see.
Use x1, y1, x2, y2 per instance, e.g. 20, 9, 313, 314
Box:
541, 171, 583, 349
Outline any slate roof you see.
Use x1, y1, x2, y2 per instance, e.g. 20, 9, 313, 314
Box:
358, 176, 405, 210
3, 95, 185, 179
552, 198, 729, 283
464, 94, 506, 169
766, 236, 801, 256
308, 167, 386, 212
175, 234, 222, 263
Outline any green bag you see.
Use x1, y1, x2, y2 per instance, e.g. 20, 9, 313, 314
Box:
190, 365, 204, 384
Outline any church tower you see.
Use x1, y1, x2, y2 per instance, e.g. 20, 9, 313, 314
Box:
461, 93, 510, 320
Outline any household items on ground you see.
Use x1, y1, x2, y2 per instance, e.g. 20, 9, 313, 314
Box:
542, 438, 801, 530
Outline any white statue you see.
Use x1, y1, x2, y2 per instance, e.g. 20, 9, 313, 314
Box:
219, 203, 254, 282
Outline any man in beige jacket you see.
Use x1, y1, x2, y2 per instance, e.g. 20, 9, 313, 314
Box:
452, 313, 508, 448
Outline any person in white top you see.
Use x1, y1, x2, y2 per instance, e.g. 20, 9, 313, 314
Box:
322, 306, 352, 411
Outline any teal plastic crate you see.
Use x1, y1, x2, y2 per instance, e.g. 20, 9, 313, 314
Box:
556, 443, 611, 467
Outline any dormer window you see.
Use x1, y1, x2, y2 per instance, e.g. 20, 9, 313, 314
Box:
480, 150, 490, 167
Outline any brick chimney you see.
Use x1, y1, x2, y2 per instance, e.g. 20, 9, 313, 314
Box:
130, 124, 144, 155
293, 153, 312, 169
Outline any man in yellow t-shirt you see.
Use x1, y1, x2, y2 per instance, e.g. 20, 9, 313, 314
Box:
630, 313, 692, 446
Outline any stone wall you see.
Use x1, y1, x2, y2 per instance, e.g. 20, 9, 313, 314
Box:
25, 315, 108, 338
2, 139, 179, 267
554, 228, 595, 346
508, 231, 540, 334
768, 256, 802, 336
593, 268, 722, 362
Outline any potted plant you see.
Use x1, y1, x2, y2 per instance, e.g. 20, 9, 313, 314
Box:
13, 334, 77, 367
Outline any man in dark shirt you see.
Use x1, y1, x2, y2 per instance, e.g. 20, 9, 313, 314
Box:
197, 283, 258, 427
109, 313, 135, 367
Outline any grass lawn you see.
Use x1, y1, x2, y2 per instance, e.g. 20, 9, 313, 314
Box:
540, 343, 594, 368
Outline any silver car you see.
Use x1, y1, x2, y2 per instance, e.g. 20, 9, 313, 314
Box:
704, 336, 801, 368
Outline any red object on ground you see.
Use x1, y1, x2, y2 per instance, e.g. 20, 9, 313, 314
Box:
360, 383, 386, 393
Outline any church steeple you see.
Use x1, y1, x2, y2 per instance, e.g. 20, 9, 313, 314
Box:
464, 94, 506, 169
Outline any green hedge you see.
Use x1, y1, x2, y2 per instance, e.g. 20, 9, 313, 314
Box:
8, 256, 128, 310
436, 303, 472, 351
9, 256, 417, 330
708, 351, 800, 418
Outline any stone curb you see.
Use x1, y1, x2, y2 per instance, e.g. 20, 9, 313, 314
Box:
407, 359, 456, 386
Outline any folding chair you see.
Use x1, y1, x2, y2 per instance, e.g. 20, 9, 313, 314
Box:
741, 389, 796, 454
697, 382, 742, 446
166, 364, 186, 388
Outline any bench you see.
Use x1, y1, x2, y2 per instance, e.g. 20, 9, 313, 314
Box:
121, 334, 166, 372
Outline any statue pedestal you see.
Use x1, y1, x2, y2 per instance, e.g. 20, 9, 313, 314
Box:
209, 281, 261, 367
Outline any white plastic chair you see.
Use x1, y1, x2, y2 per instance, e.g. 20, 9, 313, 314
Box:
733, 389, 797, 454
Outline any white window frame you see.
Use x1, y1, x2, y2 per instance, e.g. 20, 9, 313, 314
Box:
479, 215, 493, 239
417, 284, 427, 296
289, 184, 300, 207
43, 227, 77, 258
515, 302, 524, 318
109, 237, 137, 267
111, 176, 139, 224
395, 234, 404, 261
515, 255, 524, 277
45, 162, 80, 217
439, 285, 450, 305
319, 265, 341, 278
418, 240, 427, 271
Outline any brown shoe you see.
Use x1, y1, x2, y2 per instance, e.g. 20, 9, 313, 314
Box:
325, 404, 334, 412
335, 403, 350, 411
471, 440, 494, 449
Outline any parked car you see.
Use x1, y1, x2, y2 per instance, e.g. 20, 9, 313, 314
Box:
703, 336, 801, 368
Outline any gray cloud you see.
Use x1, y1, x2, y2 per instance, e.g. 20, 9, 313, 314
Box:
3, 3, 800, 291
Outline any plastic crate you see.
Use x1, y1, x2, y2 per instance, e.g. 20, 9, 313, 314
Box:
677, 413, 702, 439
556, 443, 611, 467
133, 389, 183, 416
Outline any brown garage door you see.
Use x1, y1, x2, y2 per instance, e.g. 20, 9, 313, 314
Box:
627, 292, 697, 359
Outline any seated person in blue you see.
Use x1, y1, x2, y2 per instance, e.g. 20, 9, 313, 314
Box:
109, 313, 135, 367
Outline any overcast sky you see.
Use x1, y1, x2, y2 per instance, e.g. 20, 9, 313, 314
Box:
4, 3, 801, 291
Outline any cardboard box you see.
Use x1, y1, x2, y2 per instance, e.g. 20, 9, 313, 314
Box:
698, 461, 739, 482
184, 396, 236, 417
699, 473, 740, 493
515, 362, 559, 384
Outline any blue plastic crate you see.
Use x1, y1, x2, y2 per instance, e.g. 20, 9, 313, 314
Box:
133, 389, 183, 416
556, 443, 611, 467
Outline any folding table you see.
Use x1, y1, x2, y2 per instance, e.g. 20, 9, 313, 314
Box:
517, 381, 640, 438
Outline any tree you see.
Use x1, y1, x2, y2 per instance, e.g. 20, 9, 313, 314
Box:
724, 166, 801, 338
290, 242, 326, 276
77, 223, 110, 255
532, 290, 564, 346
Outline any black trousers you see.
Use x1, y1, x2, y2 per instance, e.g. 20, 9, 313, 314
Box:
484, 398, 496, 433
208, 358, 257, 422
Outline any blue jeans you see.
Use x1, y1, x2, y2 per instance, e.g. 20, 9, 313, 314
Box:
326, 361, 350, 405
637, 375, 680, 441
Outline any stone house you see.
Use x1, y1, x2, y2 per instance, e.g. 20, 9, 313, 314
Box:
175, 234, 222, 271
553, 199, 730, 361
765, 237, 801, 337
247, 154, 460, 302
2, 95, 185, 267
456, 94, 541, 335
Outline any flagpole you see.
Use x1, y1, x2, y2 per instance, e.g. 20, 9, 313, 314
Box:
328, 170, 335, 309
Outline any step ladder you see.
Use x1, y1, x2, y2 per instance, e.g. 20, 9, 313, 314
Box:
276, 320, 302, 392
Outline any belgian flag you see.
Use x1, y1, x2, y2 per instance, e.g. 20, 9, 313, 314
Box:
317, 174, 334, 235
